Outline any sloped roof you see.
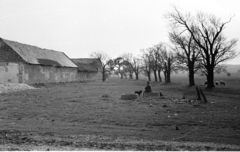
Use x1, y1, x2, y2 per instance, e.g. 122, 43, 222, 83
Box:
1, 38, 77, 68
71, 58, 101, 72
73, 63, 98, 72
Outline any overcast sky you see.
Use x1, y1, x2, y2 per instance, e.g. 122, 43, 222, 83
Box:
0, 0, 240, 64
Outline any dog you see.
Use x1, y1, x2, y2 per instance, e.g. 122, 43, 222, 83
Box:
134, 90, 143, 96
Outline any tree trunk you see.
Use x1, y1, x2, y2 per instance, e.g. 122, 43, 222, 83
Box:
120, 73, 123, 79
167, 70, 171, 83
166, 58, 171, 83
207, 67, 215, 88
102, 69, 105, 82
135, 72, 139, 80
129, 73, 133, 79
153, 70, 158, 82
188, 63, 195, 86
157, 70, 162, 82
189, 71, 195, 86
164, 62, 167, 83
164, 71, 167, 83
124, 73, 127, 79
164, 66, 170, 83
118, 67, 123, 79
147, 71, 151, 81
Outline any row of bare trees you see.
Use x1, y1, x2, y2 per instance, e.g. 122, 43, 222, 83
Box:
90, 43, 178, 84
90, 7, 238, 88
140, 43, 178, 83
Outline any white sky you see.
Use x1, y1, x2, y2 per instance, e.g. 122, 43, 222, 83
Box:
0, 0, 240, 64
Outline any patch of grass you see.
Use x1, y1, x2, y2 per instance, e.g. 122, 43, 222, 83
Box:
0, 77, 240, 149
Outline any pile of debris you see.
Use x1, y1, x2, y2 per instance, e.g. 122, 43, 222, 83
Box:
165, 98, 199, 104
164, 86, 208, 105
0, 83, 36, 94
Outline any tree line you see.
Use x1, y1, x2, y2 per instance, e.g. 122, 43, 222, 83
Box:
90, 7, 238, 88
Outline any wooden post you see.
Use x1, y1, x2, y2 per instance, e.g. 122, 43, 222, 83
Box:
196, 87, 201, 100
199, 88, 208, 103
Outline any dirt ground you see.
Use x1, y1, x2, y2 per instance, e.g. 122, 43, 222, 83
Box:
0, 77, 240, 150
0, 83, 35, 94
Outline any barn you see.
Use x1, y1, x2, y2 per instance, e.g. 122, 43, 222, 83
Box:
71, 58, 102, 81
0, 37, 78, 84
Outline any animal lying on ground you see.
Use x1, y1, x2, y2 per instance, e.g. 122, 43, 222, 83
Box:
134, 90, 142, 96
220, 81, 226, 86
205, 80, 225, 86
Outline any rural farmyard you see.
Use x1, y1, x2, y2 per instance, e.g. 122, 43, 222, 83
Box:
0, 0, 240, 151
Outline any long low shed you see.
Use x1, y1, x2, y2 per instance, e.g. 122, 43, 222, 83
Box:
71, 58, 102, 81
0, 38, 78, 84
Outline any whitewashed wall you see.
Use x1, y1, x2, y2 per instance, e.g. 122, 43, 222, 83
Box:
0, 62, 19, 83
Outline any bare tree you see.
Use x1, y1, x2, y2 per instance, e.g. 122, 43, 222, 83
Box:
169, 32, 202, 86
165, 7, 238, 88
90, 52, 113, 82
121, 66, 129, 79
113, 57, 124, 79
131, 57, 142, 80
141, 49, 152, 81
148, 47, 158, 82
132, 57, 141, 80
161, 46, 178, 83
121, 53, 141, 79
147, 44, 166, 82
154, 43, 166, 82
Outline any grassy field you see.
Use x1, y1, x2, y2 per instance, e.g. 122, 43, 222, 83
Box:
0, 75, 240, 150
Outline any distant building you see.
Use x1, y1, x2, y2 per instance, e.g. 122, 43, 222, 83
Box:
71, 58, 102, 81
0, 37, 78, 84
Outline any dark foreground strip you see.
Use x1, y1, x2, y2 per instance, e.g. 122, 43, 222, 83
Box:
0, 130, 240, 151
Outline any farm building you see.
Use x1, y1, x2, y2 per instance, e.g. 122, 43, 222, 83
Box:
71, 58, 102, 81
0, 37, 78, 84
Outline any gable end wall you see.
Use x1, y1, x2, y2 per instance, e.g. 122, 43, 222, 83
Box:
0, 40, 24, 63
